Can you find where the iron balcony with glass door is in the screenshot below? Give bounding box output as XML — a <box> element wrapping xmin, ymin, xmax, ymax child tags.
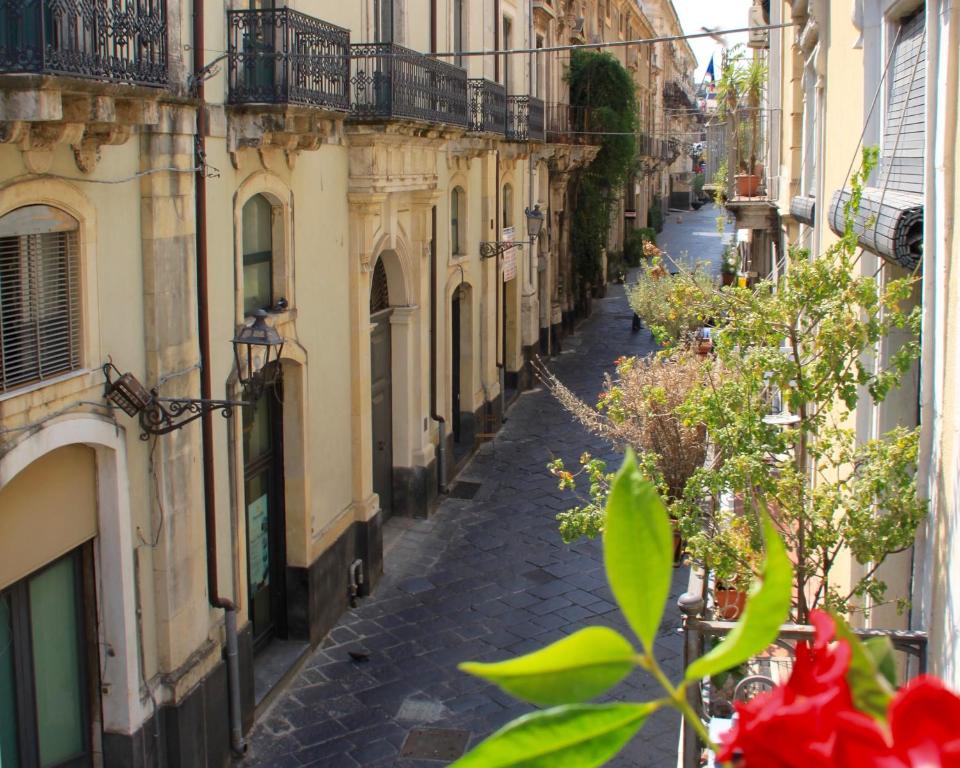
<box><xmin>0</xmin><ymin>0</ymin><xmax>167</xmax><ymax>86</ymax></box>
<box><xmin>506</xmin><ymin>95</ymin><xmax>545</xmax><ymax>142</ymax></box>
<box><xmin>226</xmin><ymin>7</ymin><xmax>350</xmax><ymax>110</ymax></box>
<box><xmin>350</xmin><ymin>43</ymin><xmax>469</xmax><ymax>127</ymax></box>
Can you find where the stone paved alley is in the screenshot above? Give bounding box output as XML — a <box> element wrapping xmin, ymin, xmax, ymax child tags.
<box><xmin>242</xmin><ymin>205</ymin><xmax>729</xmax><ymax>767</ymax></box>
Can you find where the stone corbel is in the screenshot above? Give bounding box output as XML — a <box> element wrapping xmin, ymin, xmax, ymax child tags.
<box><xmin>72</xmin><ymin>126</ymin><xmax>131</xmax><ymax>174</ymax></box>
<box><xmin>15</xmin><ymin>122</ymin><xmax>84</xmax><ymax>174</ymax></box>
<box><xmin>228</xmin><ymin>109</ymin><xmax>344</xmax><ymax>168</ymax></box>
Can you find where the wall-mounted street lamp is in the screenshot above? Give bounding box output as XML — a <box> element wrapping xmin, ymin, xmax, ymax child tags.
<box><xmin>103</xmin><ymin>310</ymin><xmax>284</xmax><ymax>439</ymax></box>
<box><xmin>480</xmin><ymin>205</ymin><xmax>546</xmax><ymax>259</ymax></box>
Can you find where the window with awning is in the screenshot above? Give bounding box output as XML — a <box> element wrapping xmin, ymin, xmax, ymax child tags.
<box><xmin>828</xmin><ymin>6</ymin><xmax>925</xmax><ymax>271</ymax></box>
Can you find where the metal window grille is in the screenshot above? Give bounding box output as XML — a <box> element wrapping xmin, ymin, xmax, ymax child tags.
<box><xmin>0</xmin><ymin>209</ymin><xmax>81</xmax><ymax>393</ymax></box>
<box><xmin>370</xmin><ymin>258</ymin><xmax>390</xmax><ymax>314</ymax></box>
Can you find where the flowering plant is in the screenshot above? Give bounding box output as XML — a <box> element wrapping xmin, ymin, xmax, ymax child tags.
<box><xmin>720</xmin><ymin>610</ymin><xmax>960</xmax><ymax>768</ymax></box>
<box><xmin>450</xmin><ymin>453</ymin><xmax>953</xmax><ymax>768</ymax></box>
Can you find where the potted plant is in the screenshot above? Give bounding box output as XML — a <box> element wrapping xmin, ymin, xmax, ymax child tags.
<box><xmin>717</xmin><ymin>46</ymin><xmax>768</xmax><ymax>198</ymax></box>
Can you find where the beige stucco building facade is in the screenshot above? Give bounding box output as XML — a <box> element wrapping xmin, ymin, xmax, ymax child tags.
<box><xmin>760</xmin><ymin>0</ymin><xmax>960</xmax><ymax>688</ymax></box>
<box><xmin>0</xmin><ymin>0</ymin><xmax>695</xmax><ymax>764</ymax></box>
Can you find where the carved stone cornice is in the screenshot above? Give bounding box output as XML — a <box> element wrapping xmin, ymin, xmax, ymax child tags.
<box><xmin>446</xmin><ymin>136</ymin><xmax>496</xmax><ymax>169</ymax></box>
<box><xmin>0</xmin><ymin>90</ymin><xmax>169</xmax><ymax>173</ymax></box>
<box><xmin>226</xmin><ymin>106</ymin><xmax>346</xmax><ymax>169</ymax></box>
<box><xmin>347</xmin><ymin>127</ymin><xmax>446</xmax><ymax>195</ymax></box>
<box><xmin>348</xmin><ymin>192</ymin><xmax>388</xmax><ymax>273</ymax></box>
<box><xmin>537</xmin><ymin>144</ymin><xmax>601</xmax><ymax>174</ymax></box>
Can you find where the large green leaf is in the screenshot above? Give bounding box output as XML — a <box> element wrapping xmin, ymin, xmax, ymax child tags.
<box><xmin>832</xmin><ymin>617</ymin><xmax>894</xmax><ymax>721</ymax></box>
<box><xmin>459</xmin><ymin>627</ymin><xmax>637</xmax><ymax>706</ymax></box>
<box><xmin>603</xmin><ymin>449</ymin><xmax>674</xmax><ymax>652</ymax></box>
<box><xmin>449</xmin><ymin>703</ymin><xmax>657</xmax><ymax>768</ymax></box>
<box><xmin>684</xmin><ymin>513</ymin><xmax>792</xmax><ymax>682</ymax></box>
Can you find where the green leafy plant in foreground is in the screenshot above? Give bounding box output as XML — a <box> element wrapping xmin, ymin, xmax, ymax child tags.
<box><xmin>450</xmin><ymin>450</ymin><xmax>793</xmax><ymax>767</ymax></box>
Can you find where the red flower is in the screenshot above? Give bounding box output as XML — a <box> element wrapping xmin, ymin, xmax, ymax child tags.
<box><xmin>833</xmin><ymin>676</ymin><xmax>960</xmax><ymax>767</ymax></box>
<box><xmin>716</xmin><ymin>611</ymin><xmax>863</xmax><ymax>768</ymax></box>
<box><xmin>716</xmin><ymin>611</ymin><xmax>960</xmax><ymax>768</ymax></box>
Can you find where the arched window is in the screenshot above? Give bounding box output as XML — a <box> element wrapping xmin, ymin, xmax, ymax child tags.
<box><xmin>0</xmin><ymin>205</ymin><xmax>81</xmax><ymax>392</ymax></box>
<box><xmin>451</xmin><ymin>186</ymin><xmax>465</xmax><ymax>256</ymax></box>
<box><xmin>502</xmin><ymin>183</ymin><xmax>514</xmax><ymax>229</ymax></box>
<box><xmin>242</xmin><ymin>194</ymin><xmax>273</xmax><ymax>316</ymax></box>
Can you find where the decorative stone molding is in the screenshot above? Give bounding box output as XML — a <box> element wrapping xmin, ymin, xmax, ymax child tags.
<box><xmin>226</xmin><ymin>106</ymin><xmax>345</xmax><ymax>169</ymax></box>
<box><xmin>446</xmin><ymin>137</ymin><xmax>496</xmax><ymax>170</ymax></box>
<box><xmin>347</xmin><ymin>127</ymin><xmax>447</xmax><ymax>195</ymax></box>
<box><xmin>0</xmin><ymin>90</ymin><xmax>167</xmax><ymax>173</ymax></box>
<box><xmin>536</xmin><ymin>144</ymin><xmax>601</xmax><ymax>174</ymax></box>
<box><xmin>348</xmin><ymin>193</ymin><xmax>388</xmax><ymax>273</ymax></box>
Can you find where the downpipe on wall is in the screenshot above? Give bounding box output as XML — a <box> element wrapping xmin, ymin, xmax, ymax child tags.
<box><xmin>193</xmin><ymin>0</ymin><xmax>246</xmax><ymax>756</ymax></box>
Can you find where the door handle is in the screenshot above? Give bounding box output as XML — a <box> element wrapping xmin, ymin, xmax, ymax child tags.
<box><xmin>377</xmin><ymin>440</ymin><xmax>386</xmax><ymax>450</ymax></box>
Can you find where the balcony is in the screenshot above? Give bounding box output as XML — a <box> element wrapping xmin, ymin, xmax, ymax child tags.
<box><xmin>468</xmin><ymin>78</ymin><xmax>506</xmax><ymax>134</ymax></box>
<box><xmin>664</xmin><ymin>79</ymin><xmax>695</xmax><ymax>110</ymax></box>
<box><xmin>543</xmin><ymin>103</ymin><xmax>602</xmax><ymax>145</ymax></box>
<box><xmin>350</xmin><ymin>43</ymin><xmax>468</xmax><ymax>127</ymax></box>
<box><xmin>226</xmin><ymin>8</ymin><xmax>350</xmax><ymax>110</ymax></box>
<box><xmin>0</xmin><ymin>0</ymin><xmax>167</xmax><ymax>86</ymax></box>
<box><xmin>506</xmin><ymin>95</ymin><xmax>544</xmax><ymax>142</ymax></box>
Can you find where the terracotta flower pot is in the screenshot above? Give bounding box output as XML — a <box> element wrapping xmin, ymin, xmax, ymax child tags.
<box><xmin>714</xmin><ymin>584</ymin><xmax>748</xmax><ymax>621</ymax></box>
<box><xmin>734</xmin><ymin>174</ymin><xmax>760</xmax><ymax>198</ymax></box>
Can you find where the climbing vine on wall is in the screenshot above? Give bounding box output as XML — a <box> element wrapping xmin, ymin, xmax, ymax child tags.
<box><xmin>567</xmin><ymin>50</ymin><xmax>639</xmax><ymax>297</ymax></box>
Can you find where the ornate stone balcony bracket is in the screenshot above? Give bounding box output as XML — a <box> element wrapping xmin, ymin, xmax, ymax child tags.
<box><xmin>0</xmin><ymin>89</ymin><xmax>162</xmax><ymax>173</ymax></box>
<box><xmin>227</xmin><ymin>107</ymin><xmax>345</xmax><ymax>170</ymax></box>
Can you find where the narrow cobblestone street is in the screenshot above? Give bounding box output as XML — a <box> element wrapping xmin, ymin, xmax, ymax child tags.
<box><xmin>242</xmin><ymin>206</ymin><xmax>728</xmax><ymax>768</ymax></box>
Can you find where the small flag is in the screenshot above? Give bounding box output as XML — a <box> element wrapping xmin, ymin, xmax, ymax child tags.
<box><xmin>705</xmin><ymin>55</ymin><xmax>716</xmax><ymax>92</ymax></box>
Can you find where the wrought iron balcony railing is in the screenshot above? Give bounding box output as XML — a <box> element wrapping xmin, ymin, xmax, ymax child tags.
<box><xmin>664</xmin><ymin>79</ymin><xmax>695</xmax><ymax>109</ymax></box>
<box><xmin>350</xmin><ymin>43</ymin><xmax>468</xmax><ymax>126</ymax></box>
<box><xmin>468</xmin><ymin>78</ymin><xmax>506</xmax><ymax>134</ymax></box>
<box><xmin>544</xmin><ymin>103</ymin><xmax>603</xmax><ymax>145</ymax></box>
<box><xmin>226</xmin><ymin>8</ymin><xmax>350</xmax><ymax>110</ymax></box>
<box><xmin>0</xmin><ymin>0</ymin><xmax>167</xmax><ymax>86</ymax></box>
<box><xmin>506</xmin><ymin>95</ymin><xmax>545</xmax><ymax>142</ymax></box>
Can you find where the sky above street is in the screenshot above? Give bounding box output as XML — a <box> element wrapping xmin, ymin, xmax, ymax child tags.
<box><xmin>670</xmin><ymin>0</ymin><xmax>753</xmax><ymax>82</ymax></box>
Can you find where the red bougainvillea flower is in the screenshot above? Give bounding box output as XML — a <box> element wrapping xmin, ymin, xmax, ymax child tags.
<box><xmin>833</xmin><ymin>676</ymin><xmax>960</xmax><ymax>767</ymax></box>
<box><xmin>716</xmin><ymin>610</ymin><xmax>864</xmax><ymax>768</ymax></box>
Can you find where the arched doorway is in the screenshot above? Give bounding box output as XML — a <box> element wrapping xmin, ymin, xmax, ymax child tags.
<box><xmin>242</xmin><ymin>363</ymin><xmax>286</xmax><ymax>651</ymax></box>
<box><xmin>370</xmin><ymin>257</ymin><xmax>394</xmax><ymax>518</ymax></box>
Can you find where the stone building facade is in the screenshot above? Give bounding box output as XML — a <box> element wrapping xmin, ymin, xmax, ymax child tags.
<box><xmin>0</xmin><ymin>0</ymin><xmax>694</xmax><ymax>764</ymax></box>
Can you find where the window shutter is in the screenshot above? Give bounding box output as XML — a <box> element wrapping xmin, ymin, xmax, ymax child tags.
<box><xmin>0</xmin><ymin>217</ymin><xmax>81</xmax><ymax>392</ymax></box>
<box><xmin>881</xmin><ymin>9</ymin><xmax>925</xmax><ymax>195</ymax></box>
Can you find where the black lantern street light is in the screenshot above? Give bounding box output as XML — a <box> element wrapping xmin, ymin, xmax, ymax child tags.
<box><xmin>232</xmin><ymin>309</ymin><xmax>285</xmax><ymax>402</ymax></box>
<box><xmin>480</xmin><ymin>204</ymin><xmax>546</xmax><ymax>259</ymax></box>
<box><xmin>104</xmin><ymin>309</ymin><xmax>284</xmax><ymax>439</ymax></box>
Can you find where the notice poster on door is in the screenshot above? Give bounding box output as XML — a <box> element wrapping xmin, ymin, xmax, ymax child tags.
<box><xmin>502</xmin><ymin>226</ymin><xmax>517</xmax><ymax>282</ymax></box>
<box><xmin>247</xmin><ymin>494</ymin><xmax>270</xmax><ymax>589</ymax></box>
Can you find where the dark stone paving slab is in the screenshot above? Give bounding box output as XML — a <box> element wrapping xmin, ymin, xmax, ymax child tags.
<box><xmin>241</xmin><ymin>211</ymin><xmax>726</xmax><ymax>767</ymax></box>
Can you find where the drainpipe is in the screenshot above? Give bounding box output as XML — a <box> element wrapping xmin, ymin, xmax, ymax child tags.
<box><xmin>193</xmin><ymin>1</ymin><xmax>246</xmax><ymax>757</ymax></box>
<box><xmin>495</xmin><ymin>151</ymin><xmax>505</xmax><ymax>414</ymax></box>
<box><xmin>429</xmin><ymin>205</ymin><xmax>447</xmax><ymax>492</ymax></box>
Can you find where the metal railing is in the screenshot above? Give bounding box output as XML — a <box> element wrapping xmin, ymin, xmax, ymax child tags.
<box><xmin>677</xmin><ymin>570</ymin><xmax>928</xmax><ymax>768</ymax></box>
<box><xmin>350</xmin><ymin>42</ymin><xmax>468</xmax><ymax>126</ymax></box>
<box><xmin>543</xmin><ymin>103</ymin><xmax>603</xmax><ymax>145</ymax></box>
<box><xmin>725</xmin><ymin>107</ymin><xmax>773</xmax><ymax>201</ymax></box>
<box><xmin>468</xmin><ymin>78</ymin><xmax>506</xmax><ymax>134</ymax></box>
<box><xmin>226</xmin><ymin>8</ymin><xmax>350</xmax><ymax>110</ymax></box>
<box><xmin>506</xmin><ymin>95</ymin><xmax>544</xmax><ymax>142</ymax></box>
<box><xmin>664</xmin><ymin>79</ymin><xmax>696</xmax><ymax>109</ymax></box>
<box><xmin>0</xmin><ymin>0</ymin><xmax>167</xmax><ymax>86</ymax></box>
